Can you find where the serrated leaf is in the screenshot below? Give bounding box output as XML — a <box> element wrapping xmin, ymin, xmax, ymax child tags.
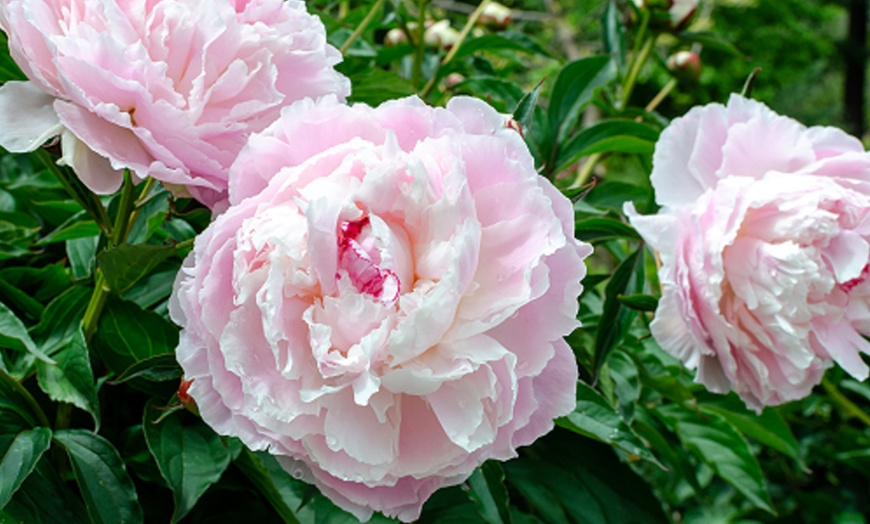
<box><xmin>557</xmin><ymin>381</ymin><xmax>662</xmax><ymax>466</ymax></box>
<box><xmin>143</xmin><ymin>403</ymin><xmax>233</xmax><ymax>522</ymax></box>
<box><xmin>91</xmin><ymin>295</ymin><xmax>178</xmax><ymax>375</ymax></box>
<box><xmin>617</xmin><ymin>293</ymin><xmax>658</xmax><ymax>312</ymax></box>
<box><xmin>655</xmin><ymin>404</ymin><xmax>775</xmax><ymax>514</ymax></box>
<box><xmin>35</xmin><ymin>329</ymin><xmax>99</xmax><ymax>431</ymax></box>
<box><xmin>0</xmin><ymin>428</ymin><xmax>52</xmax><ymax>509</ymax></box>
<box><xmin>594</xmin><ymin>248</ymin><xmax>643</xmax><ymax>372</ymax></box>
<box><xmin>467</xmin><ymin>462</ymin><xmax>511</xmax><ymax>524</ymax></box>
<box><xmin>0</xmin><ymin>301</ymin><xmax>52</xmax><ymax>363</ymax></box>
<box><xmin>575</xmin><ymin>216</ymin><xmax>642</xmax><ymax>243</ymax></box>
<box><xmin>53</xmin><ymin>430</ymin><xmax>143</xmax><ymax>524</ymax></box>
<box><xmin>548</xmin><ymin>56</ymin><xmax>615</xmax><ymax>144</ymax></box>
<box><xmin>97</xmin><ymin>243</ymin><xmax>177</xmax><ymax>293</ymax></box>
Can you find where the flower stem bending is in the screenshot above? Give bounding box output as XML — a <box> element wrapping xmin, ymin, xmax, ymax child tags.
<box><xmin>821</xmin><ymin>377</ymin><xmax>870</xmax><ymax>430</ymax></box>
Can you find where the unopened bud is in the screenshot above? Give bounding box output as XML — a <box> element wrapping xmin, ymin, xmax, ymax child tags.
<box><xmin>668</xmin><ymin>0</ymin><xmax>698</xmax><ymax>29</ymax></box>
<box><xmin>443</xmin><ymin>72</ymin><xmax>465</xmax><ymax>89</ymax></box>
<box><xmin>384</xmin><ymin>28</ymin><xmax>407</xmax><ymax>47</ymax></box>
<box><xmin>478</xmin><ymin>2</ymin><xmax>512</xmax><ymax>30</ymax></box>
<box><xmin>424</xmin><ymin>20</ymin><xmax>459</xmax><ymax>49</ymax></box>
<box><xmin>177</xmin><ymin>377</ymin><xmax>199</xmax><ymax>415</ymax></box>
<box><xmin>667</xmin><ymin>50</ymin><xmax>701</xmax><ymax>81</ymax></box>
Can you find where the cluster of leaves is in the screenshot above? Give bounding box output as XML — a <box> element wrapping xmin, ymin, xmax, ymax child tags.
<box><xmin>0</xmin><ymin>0</ymin><xmax>869</xmax><ymax>523</ymax></box>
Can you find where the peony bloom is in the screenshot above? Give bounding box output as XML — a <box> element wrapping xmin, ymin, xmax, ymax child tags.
<box><xmin>627</xmin><ymin>94</ymin><xmax>870</xmax><ymax>410</ymax></box>
<box><xmin>0</xmin><ymin>0</ymin><xmax>349</xmax><ymax>208</ymax></box>
<box><xmin>170</xmin><ymin>95</ymin><xmax>591</xmax><ymax>521</ymax></box>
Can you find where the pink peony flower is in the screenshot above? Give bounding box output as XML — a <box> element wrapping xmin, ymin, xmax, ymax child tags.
<box><xmin>627</xmin><ymin>94</ymin><xmax>870</xmax><ymax>410</ymax></box>
<box><xmin>170</xmin><ymin>95</ymin><xmax>591</xmax><ymax>521</ymax></box>
<box><xmin>0</xmin><ymin>0</ymin><xmax>349</xmax><ymax>208</ymax></box>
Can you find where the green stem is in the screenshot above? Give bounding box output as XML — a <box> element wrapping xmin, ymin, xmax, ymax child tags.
<box><xmin>822</xmin><ymin>377</ymin><xmax>870</xmax><ymax>429</ymax></box>
<box><xmin>339</xmin><ymin>0</ymin><xmax>386</xmax><ymax>55</ymax></box>
<box><xmin>411</xmin><ymin>0</ymin><xmax>429</xmax><ymax>87</ymax></box>
<box><xmin>235</xmin><ymin>449</ymin><xmax>304</xmax><ymax>524</ymax></box>
<box><xmin>34</xmin><ymin>149</ymin><xmax>112</xmax><ymax>237</ymax></box>
<box><xmin>645</xmin><ymin>78</ymin><xmax>677</xmax><ymax>113</ymax></box>
<box><xmin>571</xmin><ymin>152</ymin><xmax>602</xmax><ymax>189</ymax></box>
<box><xmin>54</xmin><ymin>403</ymin><xmax>73</xmax><ymax>431</ymax></box>
<box><xmin>621</xmin><ymin>37</ymin><xmax>655</xmax><ymax>109</ymax></box>
<box><xmin>82</xmin><ymin>171</ymin><xmax>137</xmax><ymax>342</ymax></box>
<box><xmin>420</xmin><ymin>0</ymin><xmax>491</xmax><ymax>98</ymax></box>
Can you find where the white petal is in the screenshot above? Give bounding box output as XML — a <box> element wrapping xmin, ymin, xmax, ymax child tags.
<box><xmin>0</xmin><ymin>81</ymin><xmax>62</xmax><ymax>152</ymax></box>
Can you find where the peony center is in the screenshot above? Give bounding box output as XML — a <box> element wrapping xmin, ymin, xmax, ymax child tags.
<box><xmin>337</xmin><ymin>215</ymin><xmax>401</xmax><ymax>304</ymax></box>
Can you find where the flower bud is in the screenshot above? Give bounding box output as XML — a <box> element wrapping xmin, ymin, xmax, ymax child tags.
<box><xmin>424</xmin><ymin>20</ymin><xmax>459</xmax><ymax>49</ymax></box>
<box><xmin>384</xmin><ymin>27</ymin><xmax>407</xmax><ymax>47</ymax></box>
<box><xmin>177</xmin><ymin>377</ymin><xmax>199</xmax><ymax>415</ymax></box>
<box><xmin>443</xmin><ymin>72</ymin><xmax>465</xmax><ymax>89</ymax></box>
<box><xmin>667</xmin><ymin>50</ymin><xmax>701</xmax><ymax>81</ymax></box>
<box><xmin>478</xmin><ymin>2</ymin><xmax>512</xmax><ymax>30</ymax></box>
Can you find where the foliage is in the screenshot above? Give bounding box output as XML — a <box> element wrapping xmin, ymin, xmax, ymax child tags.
<box><xmin>0</xmin><ymin>0</ymin><xmax>868</xmax><ymax>523</ymax></box>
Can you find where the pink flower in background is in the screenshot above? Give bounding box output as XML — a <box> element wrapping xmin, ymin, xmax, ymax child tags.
<box><xmin>627</xmin><ymin>94</ymin><xmax>870</xmax><ymax>410</ymax></box>
<box><xmin>0</xmin><ymin>0</ymin><xmax>349</xmax><ymax>208</ymax></box>
<box><xmin>170</xmin><ymin>95</ymin><xmax>591</xmax><ymax>521</ymax></box>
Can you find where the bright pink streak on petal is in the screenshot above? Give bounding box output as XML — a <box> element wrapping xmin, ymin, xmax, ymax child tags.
<box><xmin>337</xmin><ymin>216</ymin><xmax>400</xmax><ymax>303</ymax></box>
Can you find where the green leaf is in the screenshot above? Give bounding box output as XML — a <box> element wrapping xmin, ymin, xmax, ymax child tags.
<box><xmin>557</xmin><ymin>381</ymin><xmax>662</xmax><ymax>466</ymax></box>
<box><xmin>575</xmin><ymin>216</ymin><xmax>642</xmax><ymax>243</ymax></box>
<box><xmin>31</xmin><ymin>151</ymin><xmax>111</xmax><ymax>238</ymax></box>
<box><xmin>29</xmin><ymin>286</ymin><xmax>90</xmax><ymax>356</ymax></box>
<box><xmin>0</xmin><ymin>428</ymin><xmax>52</xmax><ymax>509</ymax></box>
<box><xmin>699</xmin><ymin>397</ymin><xmax>803</xmax><ymax>466</ymax></box>
<box><xmin>233</xmin><ymin>449</ymin><xmax>304</xmax><ymax>524</ymax></box>
<box><xmin>602</xmin><ymin>0</ymin><xmax>626</xmax><ymax>73</ymax></box>
<box><xmin>547</xmin><ymin>56</ymin><xmax>615</xmax><ymax>143</ymax></box>
<box><xmin>0</xmin><ymin>277</ymin><xmax>43</xmax><ymax>322</ymax></box>
<box><xmin>594</xmin><ymin>248</ymin><xmax>643</xmax><ymax>372</ymax></box>
<box><xmin>512</xmin><ymin>78</ymin><xmax>546</xmax><ymax>132</ymax></box>
<box><xmin>97</xmin><ymin>243</ymin><xmax>178</xmax><ymax>293</ymax></box>
<box><xmin>36</xmin><ymin>217</ymin><xmax>100</xmax><ymax>245</ymax></box>
<box><xmin>111</xmin><ymin>354</ymin><xmax>182</xmax><ymax>385</ymax></box>
<box><xmin>467</xmin><ymin>461</ymin><xmax>511</xmax><ymax>524</ymax></box>
<box><xmin>91</xmin><ymin>295</ymin><xmax>178</xmax><ymax>375</ymax></box>
<box><xmin>346</xmin><ymin>69</ymin><xmax>415</xmax><ymax>106</ymax></box>
<box><xmin>35</xmin><ymin>329</ymin><xmax>99</xmax><ymax>431</ymax></box>
<box><xmin>617</xmin><ymin>293</ymin><xmax>658</xmax><ymax>312</ymax></box>
<box><xmin>66</xmin><ymin>237</ymin><xmax>99</xmax><ymax>280</ymax></box>
<box><xmin>2</xmin><ymin>456</ymin><xmax>89</xmax><ymax>524</ymax></box>
<box><xmin>608</xmin><ymin>350</ymin><xmax>640</xmax><ymax>422</ymax></box>
<box><xmin>0</xmin><ymin>369</ymin><xmax>49</xmax><ymax>430</ymax></box>
<box><xmin>53</xmin><ymin>429</ymin><xmax>143</xmax><ymax>524</ymax></box>
<box><xmin>655</xmin><ymin>404</ymin><xmax>775</xmax><ymax>514</ymax></box>
<box><xmin>505</xmin><ymin>429</ymin><xmax>668</xmax><ymax>524</ymax></box>
<box><xmin>0</xmin><ymin>300</ymin><xmax>52</xmax><ymax>364</ymax></box>
<box><xmin>143</xmin><ymin>403</ymin><xmax>234</xmax><ymax>522</ymax></box>
<box><xmin>555</xmin><ymin>120</ymin><xmax>658</xmax><ymax>173</ymax></box>
<box><xmin>453</xmin><ymin>33</ymin><xmax>556</xmax><ymax>61</ymax></box>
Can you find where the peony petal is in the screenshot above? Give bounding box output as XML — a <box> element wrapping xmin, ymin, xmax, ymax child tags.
<box><xmin>0</xmin><ymin>81</ymin><xmax>62</xmax><ymax>152</ymax></box>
